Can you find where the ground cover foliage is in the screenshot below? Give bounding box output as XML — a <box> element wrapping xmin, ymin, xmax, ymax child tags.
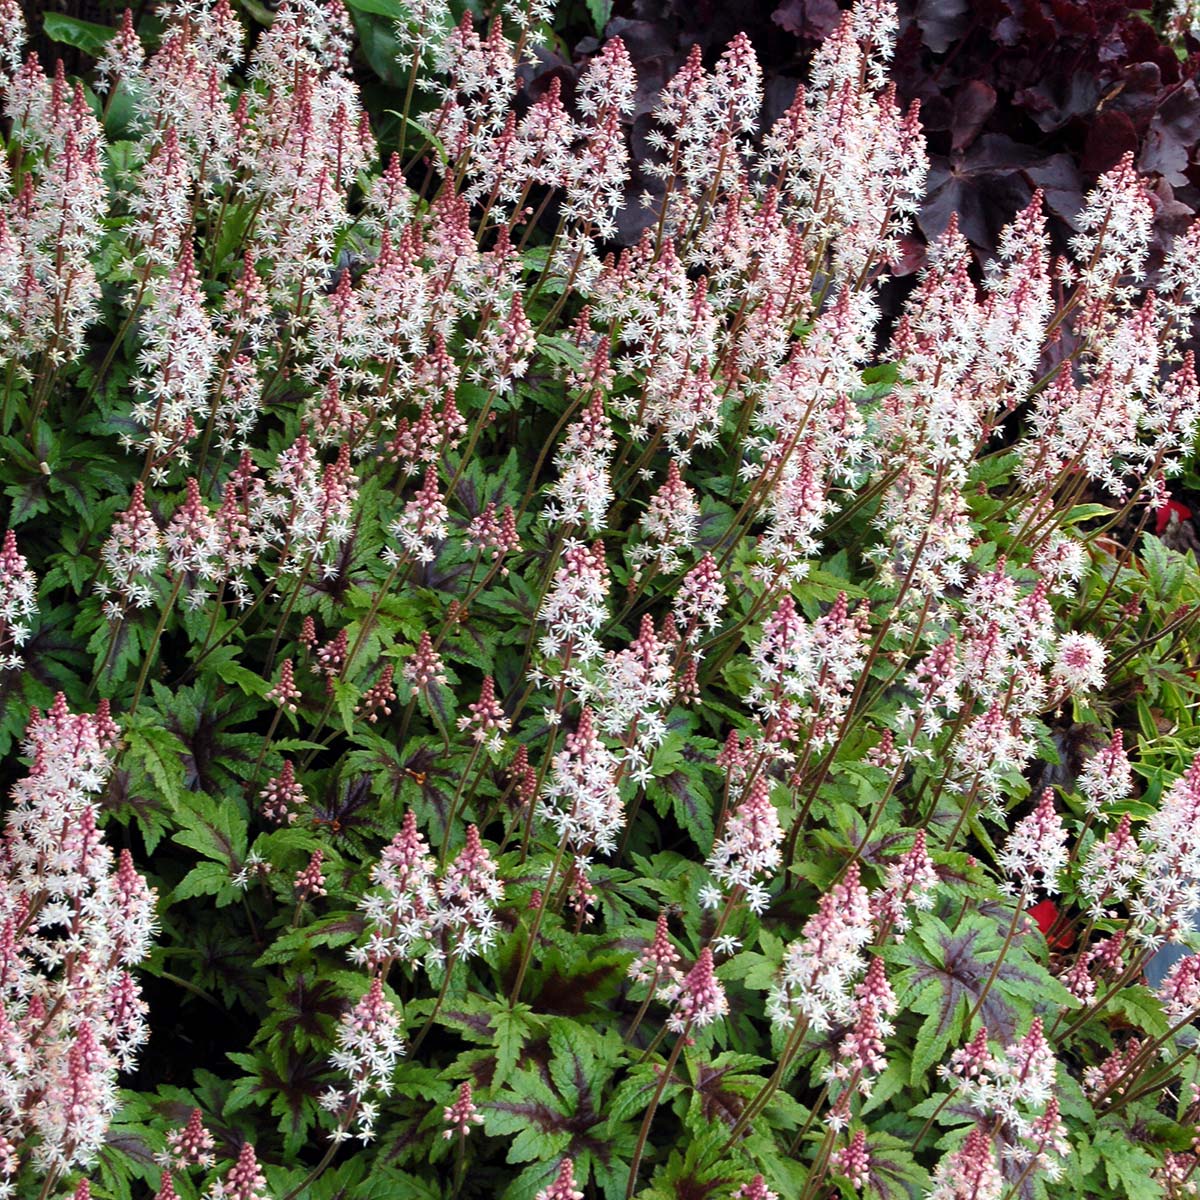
<box><xmin>8</xmin><ymin>1</ymin><xmax>1200</xmax><ymax>1199</ymax></box>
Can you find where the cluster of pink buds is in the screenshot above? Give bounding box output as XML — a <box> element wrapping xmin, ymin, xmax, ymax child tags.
<box><xmin>265</xmin><ymin>659</ymin><xmax>302</xmax><ymax>712</ymax></box>
<box><xmin>1082</xmin><ymin>1038</ymin><xmax>1143</xmax><ymax>1100</ymax></box>
<box><xmin>826</xmin><ymin>957</ymin><xmax>897</xmax><ymax>1109</ymax></box>
<box><xmin>535</xmin><ymin>1158</ymin><xmax>584</xmax><ymax>1200</ymax></box>
<box><xmin>295</xmin><ymin>851</ymin><xmax>327</xmax><ymax>901</ymax></box>
<box><xmin>158</xmin><ymin>1107</ymin><xmax>215</xmax><ymax>1171</ymax></box>
<box><xmin>833</xmin><ymin>1131</ymin><xmax>870</xmax><ymax>1192</ymax></box>
<box><xmin>871</xmin><ymin>830</ymin><xmax>939</xmax><ymax>935</ymax></box>
<box><xmin>1158</xmin><ymin>954</ymin><xmax>1200</xmax><ymax>1023</ymax></box>
<box><xmin>442</xmin><ymin>1081</ymin><xmax>484</xmax><ymax>1139</ymax></box>
<box><xmin>927</xmin><ymin>1126</ymin><xmax>1003</xmax><ymax>1200</ymax></box>
<box><xmin>465</xmin><ymin>502</ymin><xmax>520</xmax><ymax>567</ymax></box>
<box><xmin>259</xmin><ymin>760</ymin><xmax>306</xmax><ymax>825</ymax></box>
<box><xmin>628</xmin><ymin>911</ymin><xmax>683</xmax><ymax>987</ymax></box>
<box><xmin>735</xmin><ymin>1174</ymin><xmax>779</xmax><ymax>1200</ymax></box>
<box><xmin>456</xmin><ymin>675</ymin><xmax>511</xmax><ymax>753</ymax></box>
<box><xmin>403</xmin><ymin>632</ymin><xmax>447</xmax><ymax>695</ymax></box>
<box><xmin>205</xmin><ymin>1142</ymin><xmax>269</xmax><ymax>1200</ymax></box>
<box><xmin>356</xmin><ymin>666</ymin><xmax>397</xmax><ymax>723</ymax></box>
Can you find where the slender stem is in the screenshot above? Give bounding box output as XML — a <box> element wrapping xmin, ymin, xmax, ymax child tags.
<box><xmin>625</xmin><ymin>1024</ymin><xmax>691</xmax><ymax>1199</ymax></box>
<box><xmin>410</xmin><ymin>948</ymin><xmax>456</xmax><ymax>1054</ymax></box>
<box><xmin>508</xmin><ymin>828</ymin><xmax>570</xmax><ymax>1006</ymax></box>
<box><xmin>129</xmin><ymin>574</ymin><xmax>184</xmax><ymax>714</ymax></box>
<box><xmin>965</xmin><ymin>886</ymin><xmax>1028</xmax><ymax>1029</ymax></box>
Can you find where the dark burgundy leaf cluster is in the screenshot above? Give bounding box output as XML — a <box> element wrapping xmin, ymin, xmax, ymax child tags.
<box><xmin>553</xmin><ymin>0</ymin><xmax>1200</xmax><ymax>277</ymax></box>
<box><xmin>891</xmin><ymin>0</ymin><xmax>1200</xmax><ymax>266</ymax></box>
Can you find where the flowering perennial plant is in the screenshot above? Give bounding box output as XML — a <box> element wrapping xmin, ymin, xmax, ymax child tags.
<box><xmin>2</xmin><ymin>1</ymin><xmax>1200</xmax><ymax>1199</ymax></box>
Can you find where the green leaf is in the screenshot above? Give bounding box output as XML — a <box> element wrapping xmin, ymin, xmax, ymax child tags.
<box><xmin>44</xmin><ymin>11</ymin><xmax>118</xmax><ymax>54</ymax></box>
<box><xmin>332</xmin><ymin>676</ymin><xmax>359</xmax><ymax>736</ymax></box>
<box><xmin>344</xmin><ymin>0</ymin><xmax>406</xmax><ymax>13</ymax></box>
<box><xmin>171</xmin><ymin>860</ymin><xmax>233</xmax><ymax>903</ymax></box>
<box><xmin>350</xmin><ymin>8</ymin><xmax>407</xmax><ymax>85</ymax></box>
<box><xmin>585</xmin><ymin>0</ymin><xmax>613</xmax><ymax>33</ymax></box>
<box><xmin>213</xmin><ymin>660</ymin><xmax>272</xmax><ymax>698</ymax></box>
<box><xmin>1093</xmin><ymin>1124</ymin><xmax>1165</xmax><ymax>1200</ymax></box>
<box><xmin>859</xmin><ymin>1130</ymin><xmax>928</xmax><ymax>1200</ymax></box>
<box><xmin>492</xmin><ymin>1004</ymin><xmax>537</xmax><ymax>1090</ymax></box>
<box><xmin>123</xmin><ymin>723</ymin><xmax>187</xmax><ymax>806</ymax></box>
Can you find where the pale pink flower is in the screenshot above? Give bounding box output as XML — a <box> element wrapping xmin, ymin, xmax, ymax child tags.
<box><xmin>1079</xmin><ymin>813</ymin><xmax>1141</xmax><ymax>918</ymax></box>
<box><xmin>769</xmin><ymin>864</ymin><xmax>874</xmax><ymax>1031</ymax></box>
<box><xmin>98</xmin><ymin>482</ymin><xmax>163</xmax><ymax>612</ymax></box>
<box><xmin>95</xmin><ymin>9</ymin><xmax>143</xmax><ymax>94</ymax></box>
<box><xmin>633</xmin><ymin>460</ymin><xmax>699</xmax><ymax>574</ymax></box>
<box><xmin>664</xmin><ymin>947</ymin><xmax>728</xmax><ymax>1033</ymax></box>
<box><xmin>390</xmin><ymin>466</ymin><xmax>449</xmax><ymax>565</ymax></box>
<box><xmin>1051</xmin><ymin>632</ymin><xmax>1106</xmax><ymax>695</ymax></box>
<box><xmin>456</xmin><ymin>676</ymin><xmax>510</xmax><ymax>751</ymax></box>
<box><xmin>872</xmin><ymin>830</ymin><xmax>938</xmax><ymax>934</ymax></box>
<box><xmin>1135</xmin><ymin>754</ymin><xmax>1200</xmax><ymax>945</ymax></box>
<box><xmin>356</xmin><ymin>811</ymin><xmax>439</xmax><ymax>968</ymax></box>
<box><xmin>0</xmin><ymin>0</ymin><xmax>25</xmax><ymax>78</ymax></box>
<box><xmin>329</xmin><ymin>976</ymin><xmax>404</xmax><ymax>1142</ymax></box>
<box><xmin>545</xmin><ymin>395</ymin><xmax>614</xmax><ymax>532</ymax></box>
<box><xmin>0</xmin><ymin>529</ymin><xmax>37</xmax><ymax>670</ymax></box>
<box><xmin>1078</xmin><ymin>730</ymin><xmax>1132</xmax><ymax>815</ymax></box>
<box><xmin>536</xmin><ymin>540</ymin><xmax>610</xmax><ymax>666</ymax></box>
<box><xmin>672</xmin><ymin>553</ymin><xmax>726</xmax><ymax>643</ymax></box>
<box><xmin>998</xmin><ymin>789</ymin><xmax>1067</xmax><ymax>895</ymax></box>
<box><xmin>437</xmin><ymin>825</ymin><xmax>503</xmax><ymax>956</ymax></box>
<box><xmin>928</xmin><ymin>1126</ymin><xmax>1003</xmax><ymax>1200</ymax></box>
<box><xmin>1158</xmin><ymin>954</ymin><xmax>1200</xmax><ymax>1023</ymax></box>
<box><xmin>706</xmin><ymin>775</ymin><xmax>783</xmax><ymax>911</ymax></box>
<box><xmin>541</xmin><ymin>709</ymin><xmax>624</xmax><ymax>855</ymax></box>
